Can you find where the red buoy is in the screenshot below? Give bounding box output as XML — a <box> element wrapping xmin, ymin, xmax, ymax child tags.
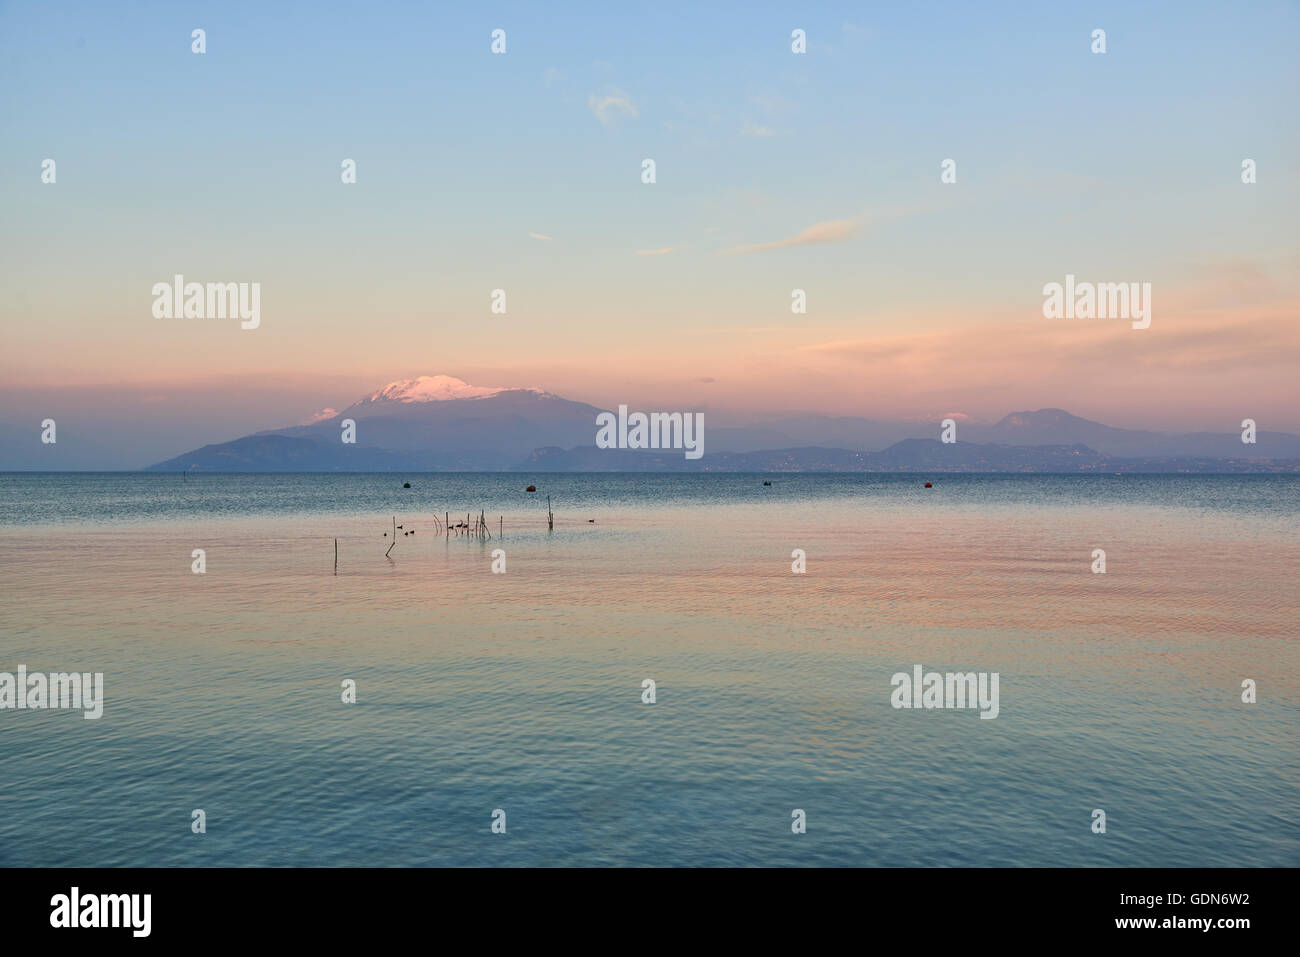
<box><xmin>526</xmin><ymin>485</ymin><xmax>537</xmax><ymax>492</ymax></box>
<box><xmin>924</xmin><ymin>482</ymin><xmax>932</xmax><ymax>488</ymax></box>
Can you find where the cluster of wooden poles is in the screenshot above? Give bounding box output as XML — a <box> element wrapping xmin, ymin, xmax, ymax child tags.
<box><xmin>379</xmin><ymin>512</ymin><xmax>497</xmax><ymax>558</ymax></box>
<box><xmin>334</xmin><ymin>503</ymin><xmax>552</xmax><ymax>574</ymax></box>
<box><xmin>429</xmin><ymin>511</ymin><xmax>500</xmax><ymax>539</ymax></box>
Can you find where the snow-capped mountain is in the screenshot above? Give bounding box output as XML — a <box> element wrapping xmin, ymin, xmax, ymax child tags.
<box><xmin>354</xmin><ymin>375</ymin><xmax>551</xmax><ymax>406</ymax></box>
<box><xmin>298</xmin><ymin>376</ymin><xmax>516</xmax><ymax>424</ymax></box>
<box><xmin>329</xmin><ymin>375</ymin><xmax>560</xmax><ymax>425</ymax></box>
<box><xmin>151</xmin><ymin>374</ymin><xmax>605</xmax><ymax>470</ymax></box>
<box><xmin>143</xmin><ymin>379</ymin><xmax>1300</xmax><ymax>472</ymax></box>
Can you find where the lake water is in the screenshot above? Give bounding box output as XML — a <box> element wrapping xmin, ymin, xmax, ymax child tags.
<box><xmin>0</xmin><ymin>473</ymin><xmax>1296</xmax><ymax>866</ymax></box>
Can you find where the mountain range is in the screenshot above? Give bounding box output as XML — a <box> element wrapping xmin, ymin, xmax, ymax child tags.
<box><xmin>144</xmin><ymin>375</ymin><xmax>1300</xmax><ymax>473</ymax></box>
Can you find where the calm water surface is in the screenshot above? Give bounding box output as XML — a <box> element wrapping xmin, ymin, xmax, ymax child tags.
<box><xmin>0</xmin><ymin>473</ymin><xmax>1296</xmax><ymax>866</ymax></box>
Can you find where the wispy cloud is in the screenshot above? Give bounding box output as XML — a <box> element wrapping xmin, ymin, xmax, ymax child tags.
<box><xmin>636</xmin><ymin>247</ymin><xmax>674</xmax><ymax>256</ymax></box>
<box><xmin>587</xmin><ymin>89</ymin><xmax>638</xmax><ymax>126</ymax></box>
<box><xmin>529</xmin><ymin>232</ymin><xmax>554</xmax><ymax>241</ymax></box>
<box><xmin>721</xmin><ymin>219</ymin><xmax>861</xmax><ymax>255</ymax></box>
<box><xmin>741</xmin><ymin>119</ymin><xmax>776</xmax><ymax>137</ymax></box>
<box><xmin>799</xmin><ymin>300</ymin><xmax>1300</xmax><ymax>379</ymax></box>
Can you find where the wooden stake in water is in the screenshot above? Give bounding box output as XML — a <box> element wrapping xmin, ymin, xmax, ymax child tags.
<box><xmin>334</xmin><ymin>537</ymin><xmax>338</xmax><ymax>575</ymax></box>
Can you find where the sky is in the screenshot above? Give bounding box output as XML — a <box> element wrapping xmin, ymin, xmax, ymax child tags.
<box><xmin>1</xmin><ymin>1</ymin><xmax>1298</xmax><ymax>467</ymax></box>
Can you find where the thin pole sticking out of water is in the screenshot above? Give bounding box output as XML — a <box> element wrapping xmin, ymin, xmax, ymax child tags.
<box><xmin>334</xmin><ymin>537</ymin><xmax>337</xmax><ymax>575</ymax></box>
<box><xmin>547</xmin><ymin>495</ymin><xmax>554</xmax><ymax>531</ymax></box>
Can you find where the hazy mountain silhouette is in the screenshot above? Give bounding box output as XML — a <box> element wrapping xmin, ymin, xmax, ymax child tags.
<box><xmin>144</xmin><ymin>378</ymin><xmax>1300</xmax><ymax>472</ymax></box>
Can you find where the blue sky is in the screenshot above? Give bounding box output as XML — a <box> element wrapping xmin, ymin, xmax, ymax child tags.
<box><xmin>2</xmin><ymin>1</ymin><xmax>1298</xmax><ymax>466</ymax></box>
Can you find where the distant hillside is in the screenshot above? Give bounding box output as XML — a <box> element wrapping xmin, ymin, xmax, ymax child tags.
<box><xmin>149</xmin><ymin>376</ymin><xmax>607</xmax><ymax>471</ymax></box>
<box><xmin>143</xmin><ymin>375</ymin><xmax>1300</xmax><ymax>473</ymax></box>
<box><xmin>963</xmin><ymin>408</ymin><xmax>1300</xmax><ymax>458</ymax></box>
<box><xmin>522</xmin><ymin>440</ymin><xmax>1299</xmax><ymax>473</ymax></box>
